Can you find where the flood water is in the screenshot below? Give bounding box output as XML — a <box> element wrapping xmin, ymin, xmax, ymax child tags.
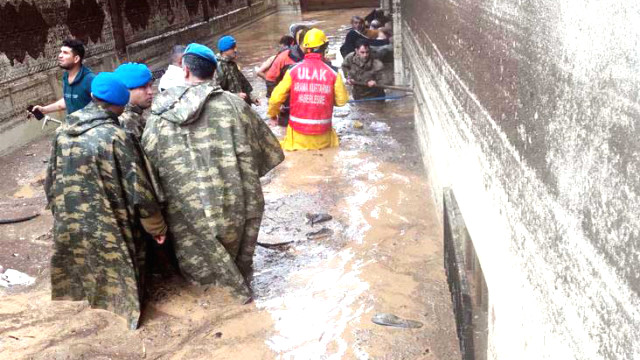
<box><xmin>0</xmin><ymin>9</ymin><xmax>460</xmax><ymax>360</ymax></box>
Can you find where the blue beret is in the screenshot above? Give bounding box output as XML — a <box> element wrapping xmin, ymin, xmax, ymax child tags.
<box><xmin>114</xmin><ymin>62</ymin><xmax>152</xmax><ymax>89</ymax></box>
<box><xmin>91</xmin><ymin>72</ymin><xmax>130</xmax><ymax>106</ymax></box>
<box><xmin>217</xmin><ymin>35</ymin><xmax>237</xmax><ymax>52</ymax></box>
<box><xmin>184</xmin><ymin>43</ymin><xmax>217</xmax><ymax>65</ymax></box>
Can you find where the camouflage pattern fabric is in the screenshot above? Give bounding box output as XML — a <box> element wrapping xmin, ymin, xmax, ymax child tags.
<box><xmin>341</xmin><ymin>52</ymin><xmax>386</xmax><ymax>100</ymax></box>
<box><xmin>141</xmin><ymin>82</ymin><xmax>284</xmax><ymax>297</ymax></box>
<box><xmin>119</xmin><ymin>105</ymin><xmax>166</xmax><ymax>204</ymax></box>
<box><xmin>215</xmin><ymin>54</ymin><xmax>254</xmax><ymax>104</ymax></box>
<box><xmin>44</xmin><ymin>101</ymin><xmax>163</xmax><ymax>330</ymax></box>
<box><xmin>119</xmin><ymin>104</ymin><xmax>146</xmax><ymax>141</ymax></box>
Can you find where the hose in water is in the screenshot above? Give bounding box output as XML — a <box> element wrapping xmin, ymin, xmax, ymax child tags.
<box><xmin>348</xmin><ymin>94</ymin><xmax>410</xmax><ymax>103</ymax></box>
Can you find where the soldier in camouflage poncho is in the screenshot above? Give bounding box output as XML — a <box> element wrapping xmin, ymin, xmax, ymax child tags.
<box><xmin>115</xmin><ymin>63</ymin><xmax>155</xmax><ymax>142</ymax></box>
<box><xmin>44</xmin><ymin>73</ymin><xmax>167</xmax><ymax>330</ymax></box>
<box><xmin>142</xmin><ymin>44</ymin><xmax>284</xmax><ymax>298</ymax></box>
<box><xmin>119</xmin><ymin>103</ymin><xmax>146</xmax><ymax>140</ymax></box>
<box><xmin>215</xmin><ymin>35</ymin><xmax>256</xmax><ymax>105</ymax></box>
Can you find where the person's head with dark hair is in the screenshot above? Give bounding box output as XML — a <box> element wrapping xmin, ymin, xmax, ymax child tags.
<box><xmin>182</xmin><ymin>43</ymin><xmax>218</xmax><ymax>83</ymax></box>
<box><xmin>351</xmin><ymin>16</ymin><xmax>365</xmax><ymax>32</ymax></box>
<box><xmin>355</xmin><ymin>39</ymin><xmax>371</xmax><ymax>60</ymax></box>
<box><xmin>293</xmin><ymin>26</ymin><xmax>310</xmax><ymax>46</ymax></box>
<box><xmin>58</xmin><ymin>38</ymin><xmax>85</xmax><ymax>70</ymax></box>
<box><xmin>279</xmin><ymin>35</ymin><xmax>295</xmax><ymax>49</ymax></box>
<box><xmin>289</xmin><ymin>24</ymin><xmax>309</xmax><ymax>42</ymax></box>
<box><xmin>170</xmin><ymin>45</ymin><xmax>186</xmax><ymax>66</ymax></box>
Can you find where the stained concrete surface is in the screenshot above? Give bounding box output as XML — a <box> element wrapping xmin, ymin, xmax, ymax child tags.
<box><xmin>400</xmin><ymin>0</ymin><xmax>640</xmax><ymax>359</ymax></box>
<box><xmin>0</xmin><ymin>9</ymin><xmax>459</xmax><ymax>360</ymax></box>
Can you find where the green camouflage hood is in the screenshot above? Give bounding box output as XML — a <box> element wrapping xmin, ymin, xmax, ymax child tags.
<box><xmin>63</xmin><ymin>101</ymin><xmax>119</xmax><ymax>136</ymax></box>
<box><xmin>151</xmin><ymin>82</ymin><xmax>224</xmax><ymax>126</ymax></box>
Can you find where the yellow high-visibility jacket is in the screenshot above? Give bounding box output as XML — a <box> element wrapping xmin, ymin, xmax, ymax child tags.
<box><xmin>267</xmin><ymin>64</ymin><xmax>349</xmax><ymax>119</ymax></box>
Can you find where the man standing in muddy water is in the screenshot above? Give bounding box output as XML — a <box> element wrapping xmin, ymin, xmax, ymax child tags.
<box><xmin>342</xmin><ymin>40</ymin><xmax>386</xmax><ymax>100</ymax></box>
<box><xmin>141</xmin><ymin>44</ymin><xmax>284</xmax><ymax>297</ymax></box>
<box><xmin>45</xmin><ymin>73</ymin><xmax>167</xmax><ymax>329</ymax></box>
<box><xmin>215</xmin><ymin>35</ymin><xmax>259</xmax><ymax>106</ymax></box>
<box><xmin>268</xmin><ymin>28</ymin><xmax>349</xmax><ymax>151</ymax></box>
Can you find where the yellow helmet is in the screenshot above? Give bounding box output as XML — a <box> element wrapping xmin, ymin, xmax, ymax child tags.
<box><xmin>303</xmin><ymin>28</ymin><xmax>328</xmax><ymax>49</ymax></box>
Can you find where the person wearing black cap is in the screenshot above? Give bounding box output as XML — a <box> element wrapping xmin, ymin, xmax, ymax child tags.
<box><xmin>142</xmin><ymin>43</ymin><xmax>284</xmax><ymax>297</ymax></box>
<box><xmin>45</xmin><ymin>72</ymin><xmax>167</xmax><ymax>330</ymax></box>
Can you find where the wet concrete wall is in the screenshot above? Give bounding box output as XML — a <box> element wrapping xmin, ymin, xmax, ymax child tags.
<box><xmin>300</xmin><ymin>0</ymin><xmax>377</xmax><ymax>12</ymax></box>
<box><xmin>0</xmin><ymin>0</ymin><xmax>277</xmax><ymax>153</ymax></box>
<box><xmin>397</xmin><ymin>0</ymin><xmax>640</xmax><ymax>359</ymax></box>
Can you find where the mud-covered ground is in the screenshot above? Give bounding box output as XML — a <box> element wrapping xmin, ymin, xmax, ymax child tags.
<box><xmin>0</xmin><ymin>9</ymin><xmax>460</xmax><ymax>360</ymax></box>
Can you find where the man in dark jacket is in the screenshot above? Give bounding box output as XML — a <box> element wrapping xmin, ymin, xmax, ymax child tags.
<box><xmin>340</xmin><ymin>16</ymin><xmax>389</xmax><ymax>58</ymax></box>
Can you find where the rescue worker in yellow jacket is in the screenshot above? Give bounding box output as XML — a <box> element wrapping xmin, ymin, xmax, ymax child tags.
<box><xmin>268</xmin><ymin>28</ymin><xmax>349</xmax><ymax>151</ymax></box>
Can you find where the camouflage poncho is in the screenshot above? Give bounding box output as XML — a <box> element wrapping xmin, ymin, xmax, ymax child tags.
<box><xmin>44</xmin><ymin>101</ymin><xmax>162</xmax><ymax>329</ymax></box>
<box><xmin>119</xmin><ymin>104</ymin><xmax>146</xmax><ymax>141</ymax></box>
<box><xmin>215</xmin><ymin>54</ymin><xmax>254</xmax><ymax>104</ymax></box>
<box><xmin>141</xmin><ymin>82</ymin><xmax>284</xmax><ymax>297</ymax></box>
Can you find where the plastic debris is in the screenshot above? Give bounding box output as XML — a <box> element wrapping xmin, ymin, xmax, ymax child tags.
<box><xmin>0</xmin><ymin>268</ymin><xmax>35</xmax><ymax>287</ymax></box>
<box><xmin>372</xmin><ymin>313</ymin><xmax>423</xmax><ymax>328</ymax></box>
<box><xmin>369</xmin><ymin>121</ymin><xmax>390</xmax><ymax>132</ymax></box>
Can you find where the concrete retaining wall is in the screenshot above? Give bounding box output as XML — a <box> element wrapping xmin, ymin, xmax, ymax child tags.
<box><xmin>0</xmin><ymin>0</ymin><xmax>278</xmax><ymax>154</ymax></box>
<box><xmin>398</xmin><ymin>0</ymin><xmax>640</xmax><ymax>359</ymax></box>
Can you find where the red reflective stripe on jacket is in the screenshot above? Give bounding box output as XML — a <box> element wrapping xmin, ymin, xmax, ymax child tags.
<box><xmin>289</xmin><ymin>53</ymin><xmax>337</xmax><ymax>135</ymax></box>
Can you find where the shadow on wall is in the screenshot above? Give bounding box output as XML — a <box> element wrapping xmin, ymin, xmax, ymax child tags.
<box><xmin>444</xmin><ymin>188</ymin><xmax>489</xmax><ymax>360</ymax></box>
<box><xmin>0</xmin><ymin>2</ymin><xmax>49</xmax><ymax>65</ymax></box>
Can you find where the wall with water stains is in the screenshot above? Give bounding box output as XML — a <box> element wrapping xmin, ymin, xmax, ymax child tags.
<box><xmin>397</xmin><ymin>0</ymin><xmax>640</xmax><ymax>358</ymax></box>
<box><xmin>0</xmin><ymin>0</ymin><xmax>277</xmax><ymax>152</ymax></box>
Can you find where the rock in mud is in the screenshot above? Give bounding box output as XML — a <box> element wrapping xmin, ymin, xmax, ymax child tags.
<box><xmin>371</xmin><ymin>313</ymin><xmax>424</xmax><ymax>329</ymax></box>
<box><xmin>305</xmin><ymin>213</ymin><xmax>333</xmax><ymax>226</ymax></box>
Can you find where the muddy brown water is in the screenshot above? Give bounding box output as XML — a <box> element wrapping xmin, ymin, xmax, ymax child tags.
<box><xmin>0</xmin><ymin>9</ymin><xmax>460</xmax><ymax>360</ymax></box>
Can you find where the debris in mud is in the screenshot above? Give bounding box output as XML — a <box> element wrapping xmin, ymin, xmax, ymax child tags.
<box><xmin>371</xmin><ymin>313</ymin><xmax>424</xmax><ymax>329</ymax></box>
<box><xmin>305</xmin><ymin>213</ymin><xmax>333</xmax><ymax>226</ymax></box>
<box><xmin>257</xmin><ymin>240</ymin><xmax>293</xmax><ymax>248</ymax></box>
<box><xmin>0</xmin><ymin>268</ymin><xmax>36</xmax><ymax>287</ymax></box>
<box><xmin>335</xmin><ymin>111</ymin><xmax>350</xmax><ymax>118</ymax></box>
<box><xmin>369</xmin><ymin>122</ymin><xmax>390</xmax><ymax>132</ymax></box>
<box><xmin>0</xmin><ymin>213</ymin><xmax>40</xmax><ymax>225</ymax></box>
<box><xmin>353</xmin><ymin>120</ymin><xmax>364</xmax><ymax>129</ymax></box>
<box><xmin>306</xmin><ymin>227</ymin><xmax>333</xmax><ymax>240</ymax></box>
